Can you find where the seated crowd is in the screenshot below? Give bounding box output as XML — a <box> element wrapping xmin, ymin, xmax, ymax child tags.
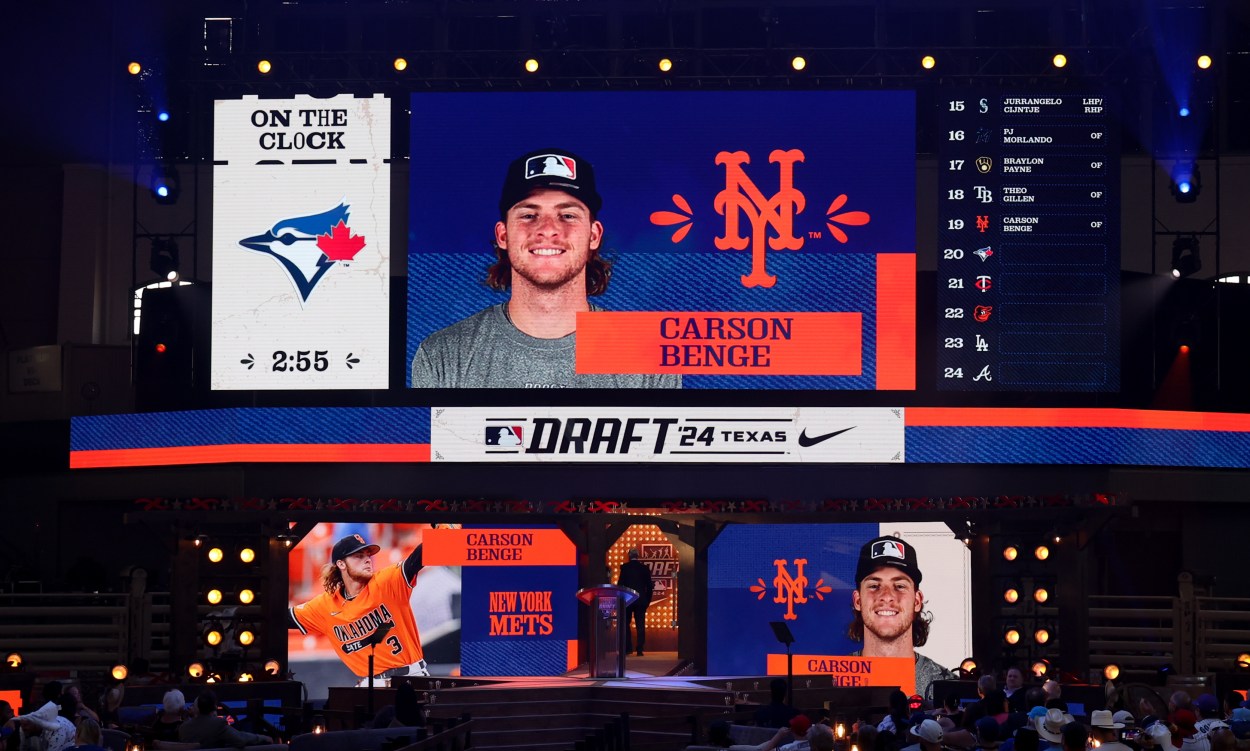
<box><xmin>704</xmin><ymin>673</ymin><xmax>1250</xmax><ymax>751</ymax></box>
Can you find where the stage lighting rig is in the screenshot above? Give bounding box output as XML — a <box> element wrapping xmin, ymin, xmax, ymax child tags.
<box><xmin>1170</xmin><ymin>161</ymin><xmax>1201</xmax><ymax>203</ymax></box>
<box><xmin>1171</xmin><ymin>236</ymin><xmax>1201</xmax><ymax>278</ymax></box>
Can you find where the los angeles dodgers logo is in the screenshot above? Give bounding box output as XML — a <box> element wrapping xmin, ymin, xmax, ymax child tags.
<box><xmin>239</xmin><ymin>202</ymin><xmax>366</xmax><ymax>303</ymax></box>
<box><xmin>650</xmin><ymin>149</ymin><xmax>871</xmax><ymax>289</ymax></box>
<box><xmin>750</xmin><ymin>558</ymin><xmax>834</xmax><ymax>621</ymax></box>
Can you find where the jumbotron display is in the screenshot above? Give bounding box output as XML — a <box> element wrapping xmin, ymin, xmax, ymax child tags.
<box><xmin>406</xmin><ymin>90</ymin><xmax>916</xmax><ymax>390</ymax></box>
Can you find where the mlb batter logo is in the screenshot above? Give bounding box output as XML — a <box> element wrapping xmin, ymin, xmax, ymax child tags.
<box><xmin>525</xmin><ymin>154</ymin><xmax>576</xmax><ymax>180</ymax></box>
<box><xmin>871</xmin><ymin>539</ymin><xmax>906</xmax><ymax>561</ymax></box>
<box><xmin>485</xmin><ymin>426</ymin><xmax>524</xmax><ymax>448</ymax></box>
<box><xmin>239</xmin><ymin>202</ymin><xmax>366</xmax><ymax>304</ymax></box>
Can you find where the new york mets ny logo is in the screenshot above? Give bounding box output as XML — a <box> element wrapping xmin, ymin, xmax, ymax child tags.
<box><xmin>650</xmin><ymin>149</ymin><xmax>871</xmax><ymax>289</ymax></box>
<box><xmin>715</xmin><ymin>150</ymin><xmax>805</xmax><ymax>289</ymax></box>
<box><xmin>750</xmin><ymin>558</ymin><xmax>833</xmax><ymax>621</ymax></box>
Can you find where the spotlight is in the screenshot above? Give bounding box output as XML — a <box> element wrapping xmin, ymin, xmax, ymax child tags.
<box><xmin>1034</xmin><ymin>587</ymin><xmax>1050</xmax><ymax>604</ymax></box>
<box><xmin>1179</xmin><ymin>106</ymin><xmax>1191</xmax><ymax>118</ymax></box>
<box><xmin>959</xmin><ymin>658</ymin><xmax>979</xmax><ymax>678</ymax></box>
<box><xmin>238</xmin><ymin>628</ymin><xmax>256</xmax><ymax>647</ymax></box>
<box><xmin>239</xmin><ymin>589</ymin><xmax>255</xmax><ymax>605</ymax></box>
<box><xmin>111</xmin><ymin>663</ymin><xmax>129</xmax><ymax>681</ymax></box>
<box><xmin>239</xmin><ymin>671</ymin><xmax>255</xmax><ymax>682</ymax></box>
<box><xmin>263</xmin><ymin>659</ymin><xmax>282</xmax><ymax>677</ymax></box>
<box><xmin>206</xmin><ymin>673</ymin><xmax>223</xmax><ymax>684</ymax></box>
<box><xmin>791</xmin><ymin>56</ymin><xmax>807</xmax><ymax>71</ymax></box>
<box><xmin>1034</xmin><ymin>627</ymin><xmax>1051</xmax><ymax>644</ymax></box>
<box><xmin>188</xmin><ymin>661</ymin><xmax>205</xmax><ymax>679</ymax></box>
<box><xmin>393</xmin><ymin>57</ymin><xmax>407</xmax><ymax>72</ymax></box>
<box><xmin>157</xmin><ymin>110</ymin><xmax>170</xmax><ymax>123</ymax></box>
<box><xmin>5</xmin><ymin>652</ymin><xmax>23</xmax><ymax>669</ymax></box>
<box><xmin>658</xmin><ymin>58</ymin><xmax>673</xmax><ymax>73</ymax></box>
<box><xmin>1004</xmin><ymin>587</ymin><xmax>1020</xmax><ymax>604</ymax></box>
<box><xmin>149</xmin><ymin>165</ymin><xmax>180</xmax><ymax>205</ymax></box>
<box><xmin>1004</xmin><ymin>627</ymin><xmax>1022</xmax><ymax>646</ymax></box>
<box><xmin>193</xmin><ymin>535</ymin><xmax>209</xmax><ymax>548</ymax></box>
<box><xmin>312</xmin><ymin>715</ymin><xmax>327</xmax><ymax>734</ymax></box>
<box><xmin>1170</xmin><ymin>162</ymin><xmax>1201</xmax><ymax>203</ymax></box>
<box><xmin>128</xmin><ymin>62</ymin><xmax>142</xmax><ymax>75</ymax></box>
<box><xmin>1171</xmin><ymin>236</ymin><xmax>1201</xmax><ymax>278</ymax></box>
<box><xmin>1031</xmin><ymin>658</ymin><xmax>1052</xmax><ymax>678</ymax></box>
<box><xmin>1052</xmin><ymin>54</ymin><xmax>1067</xmax><ymax>69</ymax></box>
<box><xmin>208</xmin><ymin>547</ymin><xmax>224</xmax><ymax>563</ymax></box>
<box><xmin>206</xmin><ymin>588</ymin><xmax>223</xmax><ymax>605</ymax></box>
<box><xmin>1003</xmin><ymin>545</ymin><xmax>1019</xmax><ymax>562</ymax></box>
<box><xmin>205</xmin><ymin>627</ymin><xmax>224</xmax><ymax>647</ymax></box>
<box><xmin>1197</xmin><ymin>54</ymin><xmax>1212</xmax><ymax>70</ymax></box>
<box><xmin>524</xmin><ymin>58</ymin><xmax>539</xmax><ymax>73</ymax></box>
<box><xmin>240</xmin><ymin>547</ymin><xmax>256</xmax><ymax>564</ymax></box>
<box><xmin>921</xmin><ymin>55</ymin><xmax>936</xmax><ymax>70</ymax></box>
<box><xmin>257</xmin><ymin>60</ymin><xmax>272</xmax><ymax>74</ymax></box>
<box><xmin>1034</xmin><ymin>545</ymin><xmax>1050</xmax><ymax>561</ymax></box>
<box><xmin>276</xmin><ymin>533</ymin><xmax>298</xmax><ymax>548</ymax></box>
<box><xmin>1104</xmin><ymin>664</ymin><xmax>1121</xmax><ymax>680</ymax></box>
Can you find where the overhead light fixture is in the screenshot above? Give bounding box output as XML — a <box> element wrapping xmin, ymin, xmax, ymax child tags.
<box><xmin>1034</xmin><ymin>627</ymin><xmax>1051</xmax><ymax>644</ymax></box>
<box><xmin>206</xmin><ymin>588</ymin><xmax>223</xmax><ymax>605</ymax></box>
<box><xmin>524</xmin><ymin>58</ymin><xmax>539</xmax><ymax>74</ymax></box>
<box><xmin>208</xmin><ymin>547</ymin><xmax>224</xmax><ymax>564</ymax></box>
<box><xmin>1003</xmin><ymin>586</ymin><xmax>1021</xmax><ymax>604</ymax></box>
<box><xmin>1034</xmin><ymin>586</ymin><xmax>1050</xmax><ymax>604</ymax></box>
<box><xmin>239</xmin><ymin>547</ymin><xmax>256</xmax><ymax>564</ymax></box>
<box><xmin>1002</xmin><ymin>545</ymin><xmax>1019</xmax><ymax>562</ymax></box>
<box><xmin>1197</xmin><ymin>54</ymin><xmax>1212</xmax><ymax>70</ymax></box>
<box><xmin>790</xmin><ymin>56</ymin><xmax>807</xmax><ymax>71</ymax></box>
<box><xmin>1170</xmin><ymin>161</ymin><xmax>1201</xmax><ymax>203</ymax></box>
<box><xmin>128</xmin><ymin>61</ymin><xmax>142</xmax><ymax>75</ymax></box>
<box><xmin>149</xmin><ymin>165</ymin><xmax>180</xmax><ymax>205</ymax></box>
<box><xmin>1031</xmin><ymin>658</ymin><xmax>1052</xmax><ymax>678</ymax></box>
<box><xmin>1034</xmin><ymin>544</ymin><xmax>1050</xmax><ymax>561</ymax></box>
<box><xmin>257</xmin><ymin>59</ymin><xmax>272</xmax><ymax>75</ymax></box>
<box><xmin>921</xmin><ymin>55</ymin><xmax>936</xmax><ymax>70</ymax></box>
<box><xmin>1104</xmin><ymin>664</ymin><xmax>1121</xmax><ymax>680</ymax></box>
<box><xmin>658</xmin><ymin>57</ymin><xmax>673</xmax><ymax>73</ymax></box>
<box><xmin>263</xmin><ymin>658</ymin><xmax>282</xmax><ymax>677</ymax></box>
<box><xmin>5</xmin><ymin>652</ymin><xmax>23</xmax><ymax>669</ymax></box>
<box><xmin>393</xmin><ymin>57</ymin><xmax>407</xmax><ymax>72</ymax></box>
<box><xmin>1004</xmin><ymin>627</ymin><xmax>1022</xmax><ymax>646</ymax></box>
<box><xmin>111</xmin><ymin>663</ymin><xmax>129</xmax><ymax>681</ymax></box>
<box><xmin>188</xmin><ymin>661</ymin><xmax>206</xmax><ymax>679</ymax></box>
<box><xmin>1172</xmin><ymin>236</ymin><xmax>1201</xmax><ymax>278</ymax></box>
<box><xmin>239</xmin><ymin>589</ymin><xmax>256</xmax><ymax>605</ymax></box>
<box><xmin>1052</xmin><ymin>53</ymin><xmax>1068</xmax><ymax>69</ymax></box>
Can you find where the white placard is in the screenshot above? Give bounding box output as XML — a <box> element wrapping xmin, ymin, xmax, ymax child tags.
<box><xmin>430</xmin><ymin>407</ymin><xmax>905</xmax><ymax>463</ymax></box>
<box><xmin>211</xmin><ymin>94</ymin><xmax>390</xmax><ymax>389</ymax></box>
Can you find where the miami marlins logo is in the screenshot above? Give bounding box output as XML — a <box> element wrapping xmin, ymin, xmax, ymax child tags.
<box><xmin>749</xmin><ymin>558</ymin><xmax>833</xmax><ymax>621</ymax></box>
<box><xmin>239</xmin><ymin>202</ymin><xmax>366</xmax><ymax>303</ymax></box>
<box><xmin>650</xmin><ymin>149</ymin><xmax>870</xmax><ymax>288</ymax></box>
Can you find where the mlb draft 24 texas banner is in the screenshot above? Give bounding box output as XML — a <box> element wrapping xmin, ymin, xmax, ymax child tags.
<box><xmin>407</xmin><ymin>91</ymin><xmax>915</xmax><ymax>390</ymax></box>
<box><xmin>212</xmin><ymin>94</ymin><xmax>390</xmax><ymax>390</ymax></box>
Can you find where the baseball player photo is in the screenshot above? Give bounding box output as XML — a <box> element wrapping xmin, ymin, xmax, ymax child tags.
<box><xmin>409</xmin><ymin>147</ymin><xmax>682</xmax><ymax>389</ymax></box>
<box><xmin>288</xmin><ymin>532</ymin><xmax>432</xmax><ymax>686</ymax></box>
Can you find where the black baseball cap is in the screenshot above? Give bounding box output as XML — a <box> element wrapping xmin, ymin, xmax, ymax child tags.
<box><xmin>331</xmin><ymin>534</ymin><xmax>380</xmax><ymax>563</ymax></box>
<box><xmin>498</xmin><ymin>148</ymin><xmax>602</xmax><ymax>218</ymax></box>
<box><xmin>854</xmin><ymin>535</ymin><xmax>923</xmax><ymax>588</ymax></box>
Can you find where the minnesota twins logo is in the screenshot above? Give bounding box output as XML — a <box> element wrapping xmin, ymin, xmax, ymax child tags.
<box><xmin>650</xmin><ymin>149</ymin><xmax>870</xmax><ymax>289</ymax></box>
<box><xmin>749</xmin><ymin>558</ymin><xmax>833</xmax><ymax>621</ymax></box>
<box><xmin>239</xmin><ymin>202</ymin><xmax>366</xmax><ymax>303</ymax></box>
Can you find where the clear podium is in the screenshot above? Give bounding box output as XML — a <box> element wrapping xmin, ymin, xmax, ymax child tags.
<box><xmin>576</xmin><ymin>583</ymin><xmax>639</xmax><ymax>678</ymax></box>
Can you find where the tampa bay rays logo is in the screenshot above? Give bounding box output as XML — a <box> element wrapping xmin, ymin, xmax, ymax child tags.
<box><xmin>239</xmin><ymin>202</ymin><xmax>366</xmax><ymax>303</ymax></box>
<box><xmin>749</xmin><ymin>558</ymin><xmax>833</xmax><ymax>621</ymax></box>
<box><xmin>650</xmin><ymin>149</ymin><xmax>871</xmax><ymax>289</ymax></box>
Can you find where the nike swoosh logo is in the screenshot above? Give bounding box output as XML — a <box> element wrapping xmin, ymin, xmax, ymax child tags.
<box><xmin>797</xmin><ymin>426</ymin><xmax>856</xmax><ymax>447</ymax></box>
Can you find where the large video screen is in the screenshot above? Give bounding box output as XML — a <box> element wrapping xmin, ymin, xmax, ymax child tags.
<box><xmin>707</xmin><ymin>522</ymin><xmax>970</xmax><ymax>699</ymax></box>
<box><xmin>406</xmin><ymin>90</ymin><xmax>916</xmax><ymax>390</ymax></box>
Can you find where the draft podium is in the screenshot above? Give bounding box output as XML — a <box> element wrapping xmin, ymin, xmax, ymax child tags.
<box><xmin>576</xmin><ymin>584</ymin><xmax>639</xmax><ymax>678</ymax></box>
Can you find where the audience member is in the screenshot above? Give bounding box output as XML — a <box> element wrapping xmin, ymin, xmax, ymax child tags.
<box><xmin>1036</xmin><ymin>708</ymin><xmax>1073</xmax><ymax>750</ymax></box>
<box><xmin>1061</xmin><ymin>723</ymin><xmax>1088</xmax><ymax>751</ymax></box>
<box><xmin>6</xmin><ymin>700</ymin><xmax>76</xmax><ymax>751</ymax></box>
<box><xmin>1227</xmin><ymin>707</ymin><xmax>1250</xmax><ymax>741</ymax></box>
<box><xmin>178</xmin><ymin>691</ymin><xmax>272</xmax><ymax>747</ymax></box>
<box><xmin>1146</xmin><ymin>722</ymin><xmax>1179</xmax><ymax>751</ymax></box>
<box><xmin>1207</xmin><ymin>728</ymin><xmax>1235</xmax><ymax>751</ymax></box>
<box><xmin>98</xmin><ymin>683</ymin><xmax>124</xmax><ymax>729</ymax></box>
<box><xmin>975</xmin><ymin>717</ymin><xmax>1002</xmax><ymax>750</ymax></box>
<box><xmin>1005</xmin><ymin>669</ymin><xmax>1027</xmax><ymax>714</ymax></box>
<box><xmin>1195</xmin><ymin>695</ymin><xmax>1229</xmax><ymax>735</ymax></box>
<box><xmin>858</xmin><ymin>720</ymin><xmax>880</xmax><ymax>751</ymax></box>
<box><xmin>61</xmin><ymin>687</ymin><xmax>98</xmax><ymax>725</ymax></box>
<box><xmin>146</xmin><ymin>689</ymin><xmax>187</xmax><ymax>742</ymax></box>
<box><xmin>1174</xmin><ymin>709</ymin><xmax>1210</xmax><ymax>751</ymax></box>
<box><xmin>369</xmin><ymin>681</ymin><xmax>424</xmax><ymax>729</ymax></box>
<box><xmin>756</xmin><ymin>679</ymin><xmax>800</xmax><ymax>729</ymax></box>
<box><xmin>1090</xmin><ymin>709</ymin><xmax>1133</xmax><ymax>751</ymax></box>
<box><xmin>66</xmin><ymin>718</ymin><xmax>107</xmax><ymax>751</ymax></box>
<box><xmin>965</xmin><ymin>676</ymin><xmax>999</xmax><ymax>730</ymax></box>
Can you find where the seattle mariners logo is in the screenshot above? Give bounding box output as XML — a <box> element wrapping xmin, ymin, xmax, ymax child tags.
<box><xmin>650</xmin><ymin>149</ymin><xmax>870</xmax><ymax>289</ymax></box>
<box><xmin>749</xmin><ymin>558</ymin><xmax>833</xmax><ymax>621</ymax></box>
<box><xmin>239</xmin><ymin>202</ymin><xmax>366</xmax><ymax>303</ymax></box>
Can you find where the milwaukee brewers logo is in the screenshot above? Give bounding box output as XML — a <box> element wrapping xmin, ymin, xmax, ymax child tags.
<box><xmin>750</xmin><ymin>558</ymin><xmax>833</xmax><ymax>621</ymax></box>
<box><xmin>649</xmin><ymin>148</ymin><xmax>871</xmax><ymax>289</ymax></box>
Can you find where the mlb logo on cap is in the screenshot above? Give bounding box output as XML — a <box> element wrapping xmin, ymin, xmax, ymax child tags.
<box><xmin>525</xmin><ymin>154</ymin><xmax>577</xmax><ymax>181</ymax></box>
<box><xmin>872</xmin><ymin>539</ymin><xmax>907</xmax><ymax>560</ymax></box>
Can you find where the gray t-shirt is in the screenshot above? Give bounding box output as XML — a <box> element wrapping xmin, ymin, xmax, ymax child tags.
<box><xmin>411</xmin><ymin>303</ymin><xmax>682</xmax><ymax>389</ymax></box>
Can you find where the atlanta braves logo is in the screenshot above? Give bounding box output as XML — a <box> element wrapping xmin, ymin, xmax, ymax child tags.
<box><xmin>749</xmin><ymin>558</ymin><xmax>834</xmax><ymax>621</ymax></box>
<box><xmin>650</xmin><ymin>149</ymin><xmax>871</xmax><ymax>289</ymax></box>
<box><xmin>239</xmin><ymin>202</ymin><xmax>366</xmax><ymax>304</ymax></box>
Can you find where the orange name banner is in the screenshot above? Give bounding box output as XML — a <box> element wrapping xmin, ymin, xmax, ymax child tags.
<box><xmin>576</xmin><ymin>311</ymin><xmax>862</xmax><ymax>376</ymax></box>
<box><xmin>423</xmin><ymin>528</ymin><xmax>575</xmax><ymax>567</ymax></box>
<box><xmin>766</xmin><ymin>654</ymin><xmax>914</xmax><ymax>695</ymax></box>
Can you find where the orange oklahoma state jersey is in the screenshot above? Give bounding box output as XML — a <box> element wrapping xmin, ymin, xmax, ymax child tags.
<box><xmin>290</xmin><ymin>562</ymin><xmax>423</xmax><ymax>678</ymax></box>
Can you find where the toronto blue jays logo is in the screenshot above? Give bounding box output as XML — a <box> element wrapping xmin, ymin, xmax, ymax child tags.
<box><xmin>239</xmin><ymin>202</ymin><xmax>366</xmax><ymax>303</ymax></box>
